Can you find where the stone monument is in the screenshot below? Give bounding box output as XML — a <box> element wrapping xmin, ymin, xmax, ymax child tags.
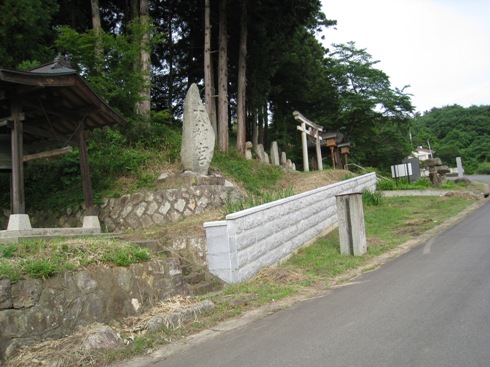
<box><xmin>423</xmin><ymin>158</ymin><xmax>450</xmax><ymax>187</ymax></box>
<box><xmin>180</xmin><ymin>83</ymin><xmax>215</xmax><ymax>175</ymax></box>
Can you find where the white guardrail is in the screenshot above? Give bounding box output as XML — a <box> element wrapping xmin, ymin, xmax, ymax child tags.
<box><xmin>204</xmin><ymin>172</ymin><xmax>377</xmax><ymax>283</ymax></box>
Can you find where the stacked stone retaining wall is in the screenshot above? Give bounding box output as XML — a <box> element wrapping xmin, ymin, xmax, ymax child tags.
<box><xmin>0</xmin><ymin>259</ymin><xmax>186</xmax><ymax>364</ymax></box>
<box><xmin>0</xmin><ymin>185</ymin><xmax>240</xmax><ymax>232</ymax></box>
<box><xmin>204</xmin><ymin>173</ymin><xmax>377</xmax><ymax>283</ymax></box>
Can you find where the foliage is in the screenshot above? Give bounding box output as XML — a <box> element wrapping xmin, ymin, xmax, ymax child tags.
<box><xmin>266</xmin><ymin>26</ymin><xmax>339</xmax><ymax>163</ymax></box>
<box><xmin>362</xmin><ymin>189</ymin><xmax>383</xmax><ymax>206</ymax></box>
<box><xmin>377</xmin><ymin>177</ymin><xmax>433</xmax><ymax>190</ymax></box>
<box><xmin>0</xmin><ymin>237</ymin><xmax>153</xmax><ymax>281</ymax></box>
<box><xmin>0</xmin><ymin>116</ymin><xmax>182</xmax><ymax>211</ymax></box>
<box><xmin>223</xmin><ymin>186</ymin><xmax>294</xmax><ymax>215</ymax></box>
<box><xmin>323</xmin><ymin>42</ymin><xmax>414</xmax><ymax>171</ymax></box>
<box><xmin>412</xmin><ymin>105</ymin><xmax>490</xmax><ymax>173</ymax></box>
<box><xmin>55</xmin><ymin>24</ymin><xmax>155</xmax><ymax>118</ymax></box>
<box><xmin>211</xmin><ymin>149</ymin><xmax>283</xmax><ymax>195</ymax></box>
<box><xmin>0</xmin><ymin>0</ymin><xmax>59</xmax><ymax>68</ymax></box>
<box><xmin>476</xmin><ymin>162</ymin><xmax>490</xmax><ymax>174</ymax></box>
<box><xmin>439</xmin><ymin>180</ymin><xmax>470</xmax><ymax>190</ymax></box>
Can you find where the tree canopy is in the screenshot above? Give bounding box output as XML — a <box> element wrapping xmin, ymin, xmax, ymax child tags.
<box><xmin>1</xmin><ymin>0</ymin><xmax>418</xmax><ymax>172</ymax></box>
<box><xmin>412</xmin><ymin>105</ymin><xmax>490</xmax><ymax>173</ymax></box>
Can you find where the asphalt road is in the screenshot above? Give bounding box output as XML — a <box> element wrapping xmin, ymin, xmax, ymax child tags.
<box><xmin>466</xmin><ymin>174</ymin><xmax>490</xmax><ymax>184</ymax></box>
<box><xmin>147</xmin><ymin>200</ymin><xmax>490</xmax><ymax>367</ymax></box>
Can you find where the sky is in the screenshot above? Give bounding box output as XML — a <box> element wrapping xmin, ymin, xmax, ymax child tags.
<box><xmin>320</xmin><ymin>0</ymin><xmax>490</xmax><ymax>114</ymax></box>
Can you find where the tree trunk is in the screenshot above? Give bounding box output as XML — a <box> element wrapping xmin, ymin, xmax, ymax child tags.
<box><xmin>251</xmin><ymin>107</ymin><xmax>258</xmax><ymax>147</ymax></box>
<box><xmin>236</xmin><ymin>0</ymin><xmax>248</xmax><ymax>154</ymax></box>
<box><xmin>90</xmin><ymin>0</ymin><xmax>103</xmax><ymax>73</ymax></box>
<box><xmin>258</xmin><ymin>103</ymin><xmax>265</xmax><ymax>145</ymax></box>
<box><xmin>131</xmin><ymin>0</ymin><xmax>139</xmax><ymax>20</ymax></box>
<box><xmin>217</xmin><ymin>0</ymin><xmax>229</xmax><ymax>151</ymax></box>
<box><xmin>136</xmin><ymin>0</ymin><xmax>151</xmax><ymax>117</ymax></box>
<box><xmin>204</xmin><ymin>0</ymin><xmax>217</xmax><ymax>139</ymax></box>
<box><xmin>167</xmin><ymin>16</ymin><xmax>174</xmax><ymax>112</ymax></box>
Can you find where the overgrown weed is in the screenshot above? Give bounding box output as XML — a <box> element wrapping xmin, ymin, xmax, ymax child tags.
<box><xmin>0</xmin><ymin>237</ymin><xmax>153</xmax><ymax>281</ymax></box>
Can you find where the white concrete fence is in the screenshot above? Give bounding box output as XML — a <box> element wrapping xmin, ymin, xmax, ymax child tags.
<box><xmin>204</xmin><ymin>172</ymin><xmax>377</xmax><ymax>283</ymax></box>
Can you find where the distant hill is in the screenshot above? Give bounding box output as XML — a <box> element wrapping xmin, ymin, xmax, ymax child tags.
<box><xmin>412</xmin><ymin>105</ymin><xmax>490</xmax><ymax>173</ymax></box>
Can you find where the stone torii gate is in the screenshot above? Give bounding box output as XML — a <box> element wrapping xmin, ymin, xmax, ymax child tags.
<box><xmin>293</xmin><ymin>111</ymin><xmax>323</xmax><ymax>172</ymax></box>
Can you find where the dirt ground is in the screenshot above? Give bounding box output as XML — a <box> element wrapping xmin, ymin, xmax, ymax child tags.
<box><xmin>277</xmin><ymin>169</ymin><xmax>353</xmax><ymax>194</ymax></box>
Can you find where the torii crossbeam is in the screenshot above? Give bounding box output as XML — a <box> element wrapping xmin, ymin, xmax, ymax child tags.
<box><xmin>293</xmin><ymin>111</ymin><xmax>323</xmax><ymax>172</ymax></box>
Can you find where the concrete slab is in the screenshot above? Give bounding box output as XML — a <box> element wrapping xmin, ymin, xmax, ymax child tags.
<box><xmin>0</xmin><ymin>215</ymin><xmax>102</xmax><ymax>244</ymax></box>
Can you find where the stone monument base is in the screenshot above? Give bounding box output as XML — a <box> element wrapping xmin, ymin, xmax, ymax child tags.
<box><xmin>156</xmin><ymin>171</ymin><xmax>227</xmax><ymax>189</ymax></box>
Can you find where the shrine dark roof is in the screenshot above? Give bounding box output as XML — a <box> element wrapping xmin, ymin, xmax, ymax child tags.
<box><xmin>0</xmin><ymin>64</ymin><xmax>125</xmax><ymax>151</ymax></box>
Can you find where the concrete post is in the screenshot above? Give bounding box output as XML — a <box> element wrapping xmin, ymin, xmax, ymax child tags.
<box><xmin>336</xmin><ymin>193</ymin><xmax>367</xmax><ymax>256</ymax></box>
<box><xmin>456</xmin><ymin>157</ymin><xmax>464</xmax><ymax>178</ymax></box>
<box><xmin>82</xmin><ymin>216</ymin><xmax>101</xmax><ymax>232</ymax></box>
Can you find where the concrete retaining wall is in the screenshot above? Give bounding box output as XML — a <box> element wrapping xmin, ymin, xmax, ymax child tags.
<box><xmin>204</xmin><ymin>172</ymin><xmax>377</xmax><ymax>283</ymax></box>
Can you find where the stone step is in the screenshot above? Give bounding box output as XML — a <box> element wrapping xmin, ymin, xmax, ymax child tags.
<box><xmin>184</xmin><ymin>271</ymin><xmax>206</xmax><ymax>285</ymax></box>
<box><xmin>190</xmin><ymin>281</ymin><xmax>222</xmax><ymax>296</ymax></box>
<box><xmin>127</xmin><ymin>239</ymin><xmax>172</xmax><ymax>257</ymax></box>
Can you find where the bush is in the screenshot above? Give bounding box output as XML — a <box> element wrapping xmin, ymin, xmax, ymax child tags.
<box><xmin>362</xmin><ymin>189</ymin><xmax>383</xmax><ymax>206</ymax></box>
<box><xmin>376</xmin><ymin>177</ymin><xmax>432</xmax><ymax>191</ymax></box>
<box><xmin>476</xmin><ymin>162</ymin><xmax>490</xmax><ymax>174</ymax></box>
<box><xmin>376</xmin><ymin>178</ymin><xmax>395</xmax><ymax>190</ymax></box>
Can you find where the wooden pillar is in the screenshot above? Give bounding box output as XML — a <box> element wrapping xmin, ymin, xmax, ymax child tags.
<box><xmin>78</xmin><ymin>124</ymin><xmax>95</xmax><ymax>215</ymax></box>
<box><xmin>326</xmin><ymin>136</ymin><xmax>337</xmax><ymax>170</ymax></box>
<box><xmin>10</xmin><ymin>101</ymin><xmax>25</xmax><ymax>214</ymax></box>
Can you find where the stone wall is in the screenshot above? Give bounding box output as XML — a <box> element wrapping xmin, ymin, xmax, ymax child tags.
<box><xmin>204</xmin><ymin>173</ymin><xmax>377</xmax><ymax>283</ymax></box>
<box><xmin>0</xmin><ymin>185</ymin><xmax>240</xmax><ymax>232</ymax></box>
<box><xmin>0</xmin><ymin>259</ymin><xmax>186</xmax><ymax>363</ymax></box>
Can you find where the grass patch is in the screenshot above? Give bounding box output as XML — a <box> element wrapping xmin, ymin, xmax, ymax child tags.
<box><xmin>286</xmin><ymin>195</ymin><xmax>476</xmax><ymax>286</ymax></box>
<box><xmin>223</xmin><ymin>186</ymin><xmax>294</xmax><ymax>215</ymax></box>
<box><xmin>212</xmin><ymin>149</ymin><xmax>284</xmax><ymax>195</ymax></box>
<box><xmin>377</xmin><ymin>177</ymin><xmax>471</xmax><ymax>191</ymax></box>
<box><xmin>0</xmin><ymin>237</ymin><xmax>153</xmax><ymax>281</ymax></box>
<box><xmin>362</xmin><ymin>189</ymin><xmax>383</xmax><ymax>206</ymax></box>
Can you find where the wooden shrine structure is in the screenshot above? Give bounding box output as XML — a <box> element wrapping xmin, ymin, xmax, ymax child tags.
<box><xmin>0</xmin><ymin>58</ymin><xmax>125</xmax><ymax>229</ymax></box>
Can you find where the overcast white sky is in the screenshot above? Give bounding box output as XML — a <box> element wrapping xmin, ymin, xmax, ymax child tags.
<box><xmin>320</xmin><ymin>0</ymin><xmax>490</xmax><ymax>114</ymax></box>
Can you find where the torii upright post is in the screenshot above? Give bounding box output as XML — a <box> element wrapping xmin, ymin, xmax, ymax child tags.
<box><xmin>293</xmin><ymin>111</ymin><xmax>323</xmax><ymax>172</ymax></box>
<box><xmin>300</xmin><ymin>121</ymin><xmax>309</xmax><ymax>172</ymax></box>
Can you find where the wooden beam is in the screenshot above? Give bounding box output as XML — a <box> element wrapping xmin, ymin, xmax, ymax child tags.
<box><xmin>21</xmin><ymin>98</ymin><xmax>91</xmax><ymax>126</ymax></box>
<box><xmin>24</xmin><ymin>139</ymin><xmax>79</xmax><ymax>153</ymax></box>
<box><xmin>78</xmin><ymin>124</ymin><xmax>95</xmax><ymax>215</ymax></box>
<box><xmin>23</xmin><ymin>146</ymin><xmax>73</xmax><ymax>162</ymax></box>
<box><xmin>10</xmin><ymin>101</ymin><xmax>25</xmax><ymax>214</ymax></box>
<box><xmin>0</xmin><ymin>113</ymin><xmax>25</xmax><ymax>127</ymax></box>
<box><xmin>22</xmin><ymin>124</ymin><xmax>77</xmax><ymax>144</ymax></box>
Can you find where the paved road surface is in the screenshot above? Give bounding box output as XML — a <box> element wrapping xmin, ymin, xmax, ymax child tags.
<box><xmin>147</xmin><ymin>200</ymin><xmax>490</xmax><ymax>367</ymax></box>
<box><xmin>467</xmin><ymin>174</ymin><xmax>490</xmax><ymax>184</ymax></box>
